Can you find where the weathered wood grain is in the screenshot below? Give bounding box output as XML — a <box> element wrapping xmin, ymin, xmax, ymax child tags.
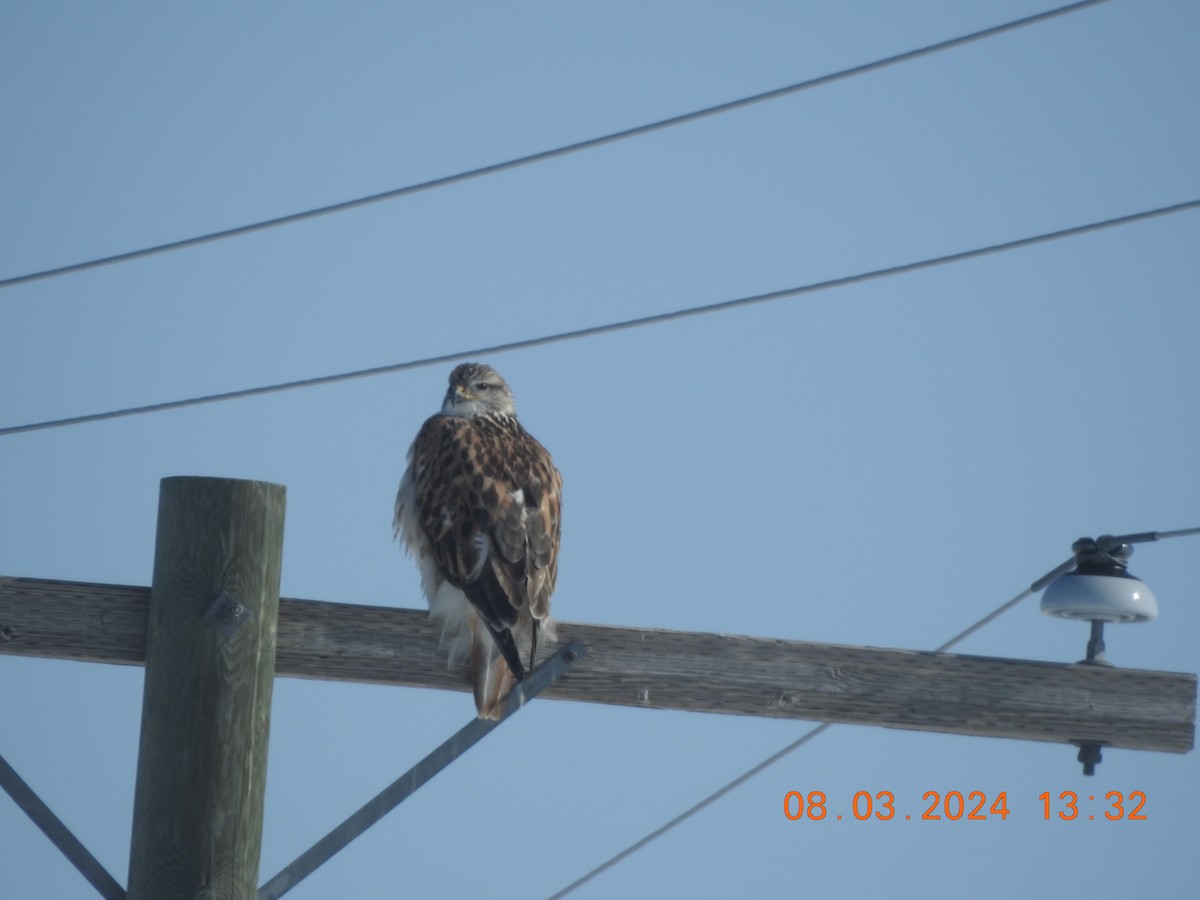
<box><xmin>125</xmin><ymin>477</ymin><xmax>286</xmax><ymax>900</ymax></box>
<box><xmin>1</xmin><ymin>573</ymin><xmax>1194</xmax><ymax>754</ymax></box>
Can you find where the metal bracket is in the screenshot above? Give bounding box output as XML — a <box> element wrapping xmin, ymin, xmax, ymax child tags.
<box><xmin>204</xmin><ymin>591</ymin><xmax>251</xmax><ymax>639</ymax></box>
<box><xmin>1073</xmin><ymin>740</ymin><xmax>1104</xmax><ymax>776</ymax></box>
<box><xmin>258</xmin><ymin>640</ymin><xmax>584</xmax><ymax>900</ymax></box>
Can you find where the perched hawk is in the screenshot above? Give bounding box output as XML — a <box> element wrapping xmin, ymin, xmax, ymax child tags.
<box><xmin>394</xmin><ymin>362</ymin><xmax>563</xmax><ymax>719</ymax></box>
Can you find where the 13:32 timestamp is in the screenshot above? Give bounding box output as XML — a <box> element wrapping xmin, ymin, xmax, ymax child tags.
<box><xmin>1039</xmin><ymin>790</ymin><xmax>1147</xmax><ymax>821</ymax></box>
<box><xmin>782</xmin><ymin>790</ymin><xmax>1147</xmax><ymax>822</ymax></box>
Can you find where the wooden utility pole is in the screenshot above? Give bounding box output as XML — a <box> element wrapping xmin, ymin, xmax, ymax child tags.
<box><xmin>0</xmin><ymin>478</ymin><xmax>1196</xmax><ymax>896</ymax></box>
<box><xmin>126</xmin><ymin>477</ymin><xmax>285</xmax><ymax>900</ymax></box>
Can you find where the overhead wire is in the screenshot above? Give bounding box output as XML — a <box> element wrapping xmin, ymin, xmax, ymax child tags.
<box><xmin>0</xmin><ymin>3</ymin><xmax>1183</xmax><ymax>889</ymax></box>
<box><xmin>1</xmin><ymin>196</ymin><xmax>1196</xmax><ymax>439</ymax></box>
<box><xmin>551</xmin><ymin>525</ymin><xmax>1200</xmax><ymax>895</ymax></box>
<box><xmin>0</xmin><ymin>0</ymin><xmax>1113</xmax><ymax>291</ymax></box>
<box><xmin>544</xmin><ymin>559</ymin><xmax>1080</xmax><ymax>899</ymax></box>
<box><xmin>0</xmin><ymin>0</ymin><xmax>1182</xmax><ymax>893</ymax></box>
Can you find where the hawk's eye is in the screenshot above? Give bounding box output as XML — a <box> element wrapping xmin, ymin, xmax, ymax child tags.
<box><xmin>475</xmin><ymin>383</ymin><xmax>492</xmax><ymax>392</ymax></box>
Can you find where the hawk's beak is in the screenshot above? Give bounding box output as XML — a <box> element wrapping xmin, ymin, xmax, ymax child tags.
<box><xmin>454</xmin><ymin>385</ymin><xmax>473</xmax><ymax>404</ymax></box>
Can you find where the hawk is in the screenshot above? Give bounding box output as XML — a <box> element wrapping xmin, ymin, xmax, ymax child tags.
<box><xmin>394</xmin><ymin>362</ymin><xmax>563</xmax><ymax>719</ymax></box>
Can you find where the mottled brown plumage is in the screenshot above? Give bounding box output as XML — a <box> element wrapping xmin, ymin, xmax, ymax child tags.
<box><xmin>394</xmin><ymin>363</ymin><xmax>562</xmax><ymax>718</ymax></box>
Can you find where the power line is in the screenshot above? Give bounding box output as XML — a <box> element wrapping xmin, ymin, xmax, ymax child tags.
<box><xmin>2</xmin><ymin>196</ymin><xmax>1196</xmax><ymax>439</ymax></box>
<box><xmin>0</xmin><ymin>0</ymin><xmax>1112</xmax><ymax>291</ymax></box>
<box><xmin>551</xmin><ymin>525</ymin><xmax>1200</xmax><ymax>896</ymax></box>
<box><xmin>545</xmin><ymin>563</ymin><xmax>1076</xmax><ymax>899</ymax></box>
<box><xmin>544</xmin><ymin>722</ymin><xmax>831</xmax><ymax>900</ymax></box>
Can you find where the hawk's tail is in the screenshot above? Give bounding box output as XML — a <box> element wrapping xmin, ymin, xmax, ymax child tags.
<box><xmin>470</xmin><ymin>632</ymin><xmax>516</xmax><ymax>720</ymax></box>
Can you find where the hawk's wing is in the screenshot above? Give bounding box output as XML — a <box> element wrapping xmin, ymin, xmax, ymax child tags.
<box><xmin>408</xmin><ymin>412</ymin><xmax>562</xmax><ymax>663</ymax></box>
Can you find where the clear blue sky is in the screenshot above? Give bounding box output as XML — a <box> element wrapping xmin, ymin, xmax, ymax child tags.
<box><xmin>3</xmin><ymin>1</ymin><xmax>1198</xmax><ymax>897</ymax></box>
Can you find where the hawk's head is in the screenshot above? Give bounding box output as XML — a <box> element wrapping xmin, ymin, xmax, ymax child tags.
<box><xmin>442</xmin><ymin>362</ymin><xmax>515</xmax><ymax>418</ymax></box>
